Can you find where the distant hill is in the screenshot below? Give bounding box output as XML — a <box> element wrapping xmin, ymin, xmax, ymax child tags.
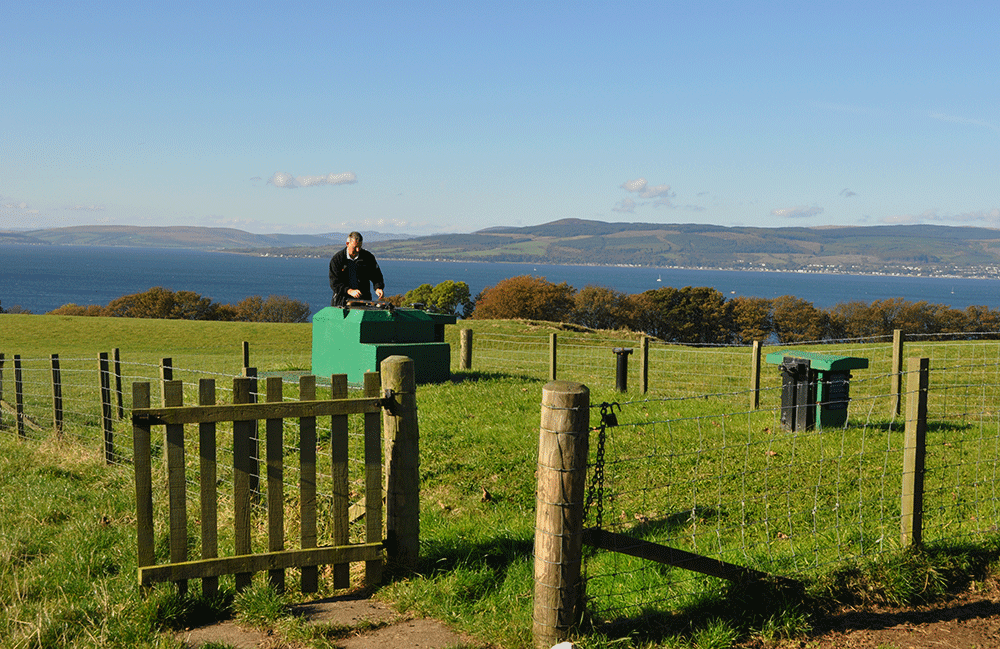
<box><xmin>3</xmin><ymin>226</ymin><xmax>412</xmax><ymax>250</ymax></box>
<box><xmin>7</xmin><ymin>220</ymin><xmax>1000</xmax><ymax>278</ymax></box>
<box><xmin>247</xmin><ymin>219</ymin><xmax>1000</xmax><ymax>278</ymax></box>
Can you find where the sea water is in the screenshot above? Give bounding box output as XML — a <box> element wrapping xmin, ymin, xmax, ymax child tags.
<box><xmin>2</xmin><ymin>243</ymin><xmax>999</xmax><ymax>318</ymax></box>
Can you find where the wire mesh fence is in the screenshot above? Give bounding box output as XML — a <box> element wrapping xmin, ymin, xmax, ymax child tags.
<box><xmin>577</xmin><ymin>334</ymin><xmax>1000</xmax><ymax>629</ymax></box>
<box><xmin>0</xmin><ymin>349</ymin><xmax>375</xmax><ymax>565</ymax></box>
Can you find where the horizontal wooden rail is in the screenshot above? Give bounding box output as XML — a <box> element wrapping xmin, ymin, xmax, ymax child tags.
<box><xmin>139</xmin><ymin>542</ymin><xmax>384</xmax><ymax>586</ymax></box>
<box><xmin>132</xmin><ymin>396</ymin><xmax>386</xmax><ymax>425</ymax></box>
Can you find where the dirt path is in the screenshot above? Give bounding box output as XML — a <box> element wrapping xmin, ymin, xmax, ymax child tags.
<box><xmin>177</xmin><ymin>595</ymin><xmax>476</xmax><ymax>649</ymax></box>
<box><xmin>737</xmin><ymin>579</ymin><xmax>1000</xmax><ymax>649</ymax></box>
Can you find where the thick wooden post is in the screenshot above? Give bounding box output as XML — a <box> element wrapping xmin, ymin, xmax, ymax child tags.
<box><xmin>99</xmin><ymin>353</ymin><xmax>114</xmax><ymax>462</ymax></box>
<box><xmin>14</xmin><ymin>355</ymin><xmax>24</xmax><ymax>438</ymax></box>
<box><xmin>133</xmin><ymin>382</ymin><xmax>154</xmax><ymax>587</ymax></box>
<box><xmin>891</xmin><ymin>329</ymin><xmax>905</xmax><ymax>417</ymax></box>
<box><xmin>750</xmin><ymin>341</ymin><xmax>762</xmax><ymax>410</ymax></box>
<box><xmin>242</xmin><ymin>341</ymin><xmax>250</xmax><ymax>374</ymax></box>
<box><xmin>51</xmin><ymin>354</ymin><xmax>63</xmax><ymax>437</ymax></box>
<box><xmin>198</xmin><ymin>379</ymin><xmax>219</xmax><ymax>598</ymax></box>
<box><xmin>330</xmin><ymin>374</ymin><xmax>350</xmax><ymax>589</ymax></box>
<box><xmin>901</xmin><ymin>357</ymin><xmax>929</xmax><ymax>547</ymax></box>
<box><xmin>364</xmin><ymin>371</ymin><xmax>384</xmax><ymax>585</ymax></box>
<box><xmin>265</xmin><ymin>376</ymin><xmax>285</xmax><ymax>591</ymax></box>
<box><xmin>233</xmin><ymin>376</ymin><xmax>254</xmax><ymax>591</ymax></box>
<box><xmin>163</xmin><ymin>378</ymin><xmax>187</xmax><ymax>593</ymax></box>
<box><xmin>533</xmin><ymin>380</ymin><xmax>589</xmax><ymax>649</ymax></box>
<box><xmin>299</xmin><ymin>375</ymin><xmax>319</xmax><ymax>593</ymax></box>
<box><xmin>640</xmin><ymin>335</ymin><xmax>649</xmax><ymax>394</ymax></box>
<box><xmin>550</xmin><ymin>333</ymin><xmax>558</xmax><ymax>381</ymax></box>
<box><xmin>382</xmin><ymin>356</ymin><xmax>418</xmax><ymax>572</ymax></box>
<box><xmin>459</xmin><ymin>328</ymin><xmax>473</xmax><ymax>370</ymax></box>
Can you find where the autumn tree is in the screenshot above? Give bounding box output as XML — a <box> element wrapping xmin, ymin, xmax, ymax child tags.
<box><xmin>472</xmin><ymin>275</ymin><xmax>575</xmax><ymax>321</ymax></box>
<box><xmin>642</xmin><ymin>286</ymin><xmax>733</xmax><ymax>343</ymax></box>
<box><xmin>730</xmin><ymin>296</ymin><xmax>773</xmax><ymax>344</ymax></box>
<box><xmin>104</xmin><ymin>287</ymin><xmax>196</xmax><ymax>319</ymax></box>
<box><xmin>47</xmin><ymin>303</ymin><xmax>104</xmax><ymax>316</ymax></box>
<box><xmin>772</xmin><ymin>295</ymin><xmax>832</xmax><ymax>343</ymax></box>
<box><xmin>570</xmin><ymin>285</ymin><xmax>629</xmax><ymax>330</ymax></box>
<box><xmin>402</xmin><ymin>280</ymin><xmax>473</xmax><ymax>316</ymax></box>
<box><xmin>227</xmin><ymin>295</ymin><xmax>310</xmax><ymax>322</ymax></box>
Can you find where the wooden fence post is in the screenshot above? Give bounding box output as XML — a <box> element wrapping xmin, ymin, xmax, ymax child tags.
<box><xmin>51</xmin><ymin>354</ymin><xmax>63</xmax><ymax>437</ymax></box>
<box><xmin>14</xmin><ymin>355</ymin><xmax>25</xmax><ymax>438</ymax></box>
<box><xmin>330</xmin><ymin>374</ymin><xmax>350</xmax><ymax>589</ymax></box>
<box><xmin>113</xmin><ymin>348</ymin><xmax>124</xmax><ymax>419</ymax></box>
<box><xmin>459</xmin><ymin>328</ymin><xmax>473</xmax><ymax>370</ymax></box>
<box><xmin>640</xmin><ymin>335</ymin><xmax>649</xmax><ymax>394</ymax></box>
<box><xmin>901</xmin><ymin>357</ymin><xmax>929</xmax><ymax>548</ymax></box>
<box><xmin>99</xmin><ymin>353</ymin><xmax>114</xmax><ymax>463</ymax></box>
<box><xmin>750</xmin><ymin>341</ymin><xmax>762</xmax><ymax>410</ymax></box>
<box><xmin>382</xmin><ymin>356</ymin><xmax>418</xmax><ymax>572</ymax></box>
<box><xmin>550</xmin><ymin>332</ymin><xmax>558</xmax><ymax>382</ymax></box>
<box><xmin>891</xmin><ymin>329</ymin><xmax>905</xmax><ymax>417</ymax></box>
<box><xmin>242</xmin><ymin>341</ymin><xmax>250</xmax><ymax>375</ymax></box>
<box><xmin>364</xmin><ymin>371</ymin><xmax>384</xmax><ymax>585</ymax></box>
<box><xmin>233</xmin><ymin>376</ymin><xmax>254</xmax><ymax>591</ymax></box>
<box><xmin>199</xmin><ymin>379</ymin><xmax>219</xmax><ymax>598</ymax></box>
<box><xmin>533</xmin><ymin>380</ymin><xmax>589</xmax><ymax>649</ymax></box>
<box><xmin>0</xmin><ymin>352</ymin><xmax>5</xmax><ymax>429</ymax></box>
<box><xmin>163</xmin><ymin>378</ymin><xmax>187</xmax><ymax>593</ymax></box>
<box><xmin>299</xmin><ymin>375</ymin><xmax>319</xmax><ymax>593</ymax></box>
<box><xmin>265</xmin><ymin>376</ymin><xmax>285</xmax><ymax>592</ymax></box>
<box><xmin>133</xmin><ymin>382</ymin><xmax>154</xmax><ymax>588</ymax></box>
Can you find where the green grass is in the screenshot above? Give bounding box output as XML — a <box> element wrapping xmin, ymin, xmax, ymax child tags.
<box><xmin>4</xmin><ymin>314</ymin><xmax>1000</xmax><ymax>648</ymax></box>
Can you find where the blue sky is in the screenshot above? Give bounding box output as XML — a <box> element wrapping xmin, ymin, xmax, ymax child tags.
<box><xmin>3</xmin><ymin>1</ymin><xmax>998</xmax><ymax>235</ymax></box>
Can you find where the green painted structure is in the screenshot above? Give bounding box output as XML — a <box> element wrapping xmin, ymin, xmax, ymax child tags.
<box><xmin>311</xmin><ymin>305</ymin><xmax>457</xmax><ymax>384</ymax></box>
<box><xmin>764</xmin><ymin>350</ymin><xmax>869</xmax><ymax>430</ymax></box>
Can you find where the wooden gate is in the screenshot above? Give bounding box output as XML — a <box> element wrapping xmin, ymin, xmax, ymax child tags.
<box><xmin>131</xmin><ymin>358</ymin><xmax>419</xmax><ymax>595</ymax></box>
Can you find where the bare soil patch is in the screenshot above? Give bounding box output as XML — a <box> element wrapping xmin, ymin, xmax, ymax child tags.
<box><xmin>177</xmin><ymin>595</ymin><xmax>475</xmax><ymax>649</ymax></box>
<box><xmin>739</xmin><ymin>577</ymin><xmax>1000</xmax><ymax>649</ymax></box>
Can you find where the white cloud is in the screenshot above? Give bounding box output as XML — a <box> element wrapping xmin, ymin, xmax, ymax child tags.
<box><xmin>929</xmin><ymin>112</ymin><xmax>1000</xmax><ymax>134</ymax></box>
<box><xmin>771</xmin><ymin>205</ymin><xmax>825</xmax><ymax>219</ymax></box>
<box><xmin>67</xmin><ymin>204</ymin><xmax>106</xmax><ymax>211</ymax></box>
<box><xmin>268</xmin><ymin>171</ymin><xmax>358</xmax><ymax>189</ymax></box>
<box><xmin>640</xmin><ymin>184</ymin><xmax>673</xmax><ymax>199</ymax></box>
<box><xmin>620</xmin><ymin>178</ymin><xmax>647</xmax><ymax>193</ymax></box>
<box><xmin>840</xmin><ymin>188</ymin><xmax>857</xmax><ymax>197</ymax></box>
<box><xmin>612</xmin><ymin>198</ymin><xmax>638</xmax><ymax>213</ymax></box>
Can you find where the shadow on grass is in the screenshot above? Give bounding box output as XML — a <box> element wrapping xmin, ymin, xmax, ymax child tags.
<box><xmin>580</xmin><ymin>541</ymin><xmax>1000</xmax><ymax>646</ymax></box>
<box><xmin>446</xmin><ymin>370</ymin><xmax>546</xmax><ymax>384</ymax></box>
<box><xmin>386</xmin><ymin>532</ymin><xmax>534</xmax><ymax>582</ymax></box>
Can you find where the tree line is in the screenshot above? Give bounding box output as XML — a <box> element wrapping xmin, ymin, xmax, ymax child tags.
<box><xmin>468</xmin><ymin>275</ymin><xmax>1000</xmax><ymax>343</ymax></box>
<box><xmin>40</xmin><ymin>287</ymin><xmax>311</xmax><ymax>323</ymax></box>
<box><xmin>7</xmin><ymin>275</ymin><xmax>1000</xmax><ymax>341</ymax></box>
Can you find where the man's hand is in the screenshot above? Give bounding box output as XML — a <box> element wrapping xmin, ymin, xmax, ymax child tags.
<box><xmin>347</xmin><ymin>289</ymin><xmax>362</xmax><ymax>298</ymax></box>
<box><xmin>375</xmin><ymin>288</ymin><xmax>384</xmax><ymax>300</ymax></box>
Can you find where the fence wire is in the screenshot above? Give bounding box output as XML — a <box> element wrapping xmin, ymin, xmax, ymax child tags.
<box><xmin>0</xmin><ymin>353</ymin><xmax>374</xmax><ymax>560</ymax></box>
<box><xmin>581</xmin><ymin>335</ymin><xmax>1000</xmax><ymax>626</ymax></box>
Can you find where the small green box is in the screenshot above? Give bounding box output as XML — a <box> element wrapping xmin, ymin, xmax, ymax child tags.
<box><xmin>312</xmin><ymin>306</ymin><xmax>457</xmax><ymax>384</ymax></box>
<box><xmin>765</xmin><ymin>350</ymin><xmax>869</xmax><ymax>429</ymax></box>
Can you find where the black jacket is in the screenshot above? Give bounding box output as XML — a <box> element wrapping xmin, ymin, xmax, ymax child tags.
<box><xmin>329</xmin><ymin>247</ymin><xmax>385</xmax><ymax>306</ymax></box>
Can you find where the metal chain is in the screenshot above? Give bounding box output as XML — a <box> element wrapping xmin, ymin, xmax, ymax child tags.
<box><xmin>584</xmin><ymin>401</ymin><xmax>618</xmax><ymax>529</ymax></box>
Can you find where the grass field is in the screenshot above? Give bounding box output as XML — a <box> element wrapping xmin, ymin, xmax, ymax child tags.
<box><xmin>3</xmin><ymin>314</ymin><xmax>1000</xmax><ymax>648</ymax></box>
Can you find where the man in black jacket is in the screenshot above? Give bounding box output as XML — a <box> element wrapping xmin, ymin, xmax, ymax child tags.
<box><xmin>329</xmin><ymin>232</ymin><xmax>386</xmax><ymax>307</ymax></box>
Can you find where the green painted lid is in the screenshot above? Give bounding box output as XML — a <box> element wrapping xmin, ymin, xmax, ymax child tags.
<box><xmin>764</xmin><ymin>350</ymin><xmax>869</xmax><ymax>371</ymax></box>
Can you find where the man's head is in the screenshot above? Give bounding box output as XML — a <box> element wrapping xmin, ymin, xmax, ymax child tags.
<box><xmin>346</xmin><ymin>232</ymin><xmax>363</xmax><ymax>256</ymax></box>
